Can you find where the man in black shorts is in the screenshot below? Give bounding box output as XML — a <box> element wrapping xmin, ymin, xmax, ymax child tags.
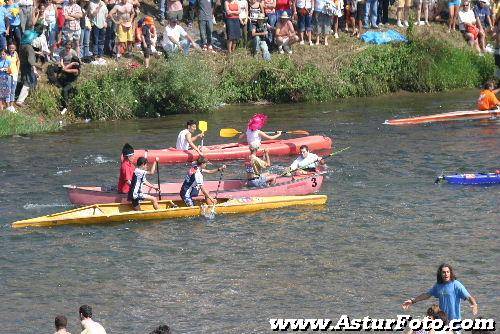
<box><xmin>128</xmin><ymin>156</ymin><xmax>160</xmax><ymax>210</ymax></box>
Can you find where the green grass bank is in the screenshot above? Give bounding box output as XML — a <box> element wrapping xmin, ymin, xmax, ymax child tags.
<box><xmin>0</xmin><ymin>28</ymin><xmax>494</xmax><ymax>136</ymax></box>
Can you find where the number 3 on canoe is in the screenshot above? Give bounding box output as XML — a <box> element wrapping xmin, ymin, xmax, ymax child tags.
<box><xmin>311</xmin><ymin>177</ymin><xmax>317</xmax><ymax>187</ymax></box>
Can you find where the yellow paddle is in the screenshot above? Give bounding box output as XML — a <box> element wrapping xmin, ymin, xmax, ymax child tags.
<box><xmin>219</xmin><ymin>128</ymin><xmax>310</xmax><ymax>138</ymax></box>
<box><xmin>199</xmin><ymin>120</ymin><xmax>207</xmax><ymax>147</ymax></box>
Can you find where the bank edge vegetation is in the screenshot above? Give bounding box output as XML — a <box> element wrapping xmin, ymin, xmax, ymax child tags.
<box><xmin>0</xmin><ymin>33</ymin><xmax>494</xmax><ymax>136</ymax></box>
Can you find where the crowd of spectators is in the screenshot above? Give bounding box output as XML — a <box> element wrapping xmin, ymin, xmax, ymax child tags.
<box><xmin>0</xmin><ymin>0</ymin><xmax>497</xmax><ymax>113</ymax></box>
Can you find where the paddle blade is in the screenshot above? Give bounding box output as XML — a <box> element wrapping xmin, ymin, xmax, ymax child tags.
<box><xmin>219</xmin><ymin>128</ymin><xmax>241</xmax><ymax>138</ymax></box>
<box><xmin>286</xmin><ymin>130</ymin><xmax>310</xmax><ymax>135</ymax></box>
<box><xmin>199</xmin><ymin>120</ymin><xmax>208</xmax><ymax>133</ymax></box>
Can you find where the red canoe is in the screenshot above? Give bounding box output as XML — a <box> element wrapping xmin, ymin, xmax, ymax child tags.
<box><xmin>384</xmin><ymin>110</ymin><xmax>499</xmax><ymax>126</ymax></box>
<box><xmin>132</xmin><ymin>135</ymin><xmax>332</xmax><ymax>164</ymax></box>
<box><xmin>64</xmin><ymin>173</ymin><xmax>324</xmax><ymax>206</ymax></box>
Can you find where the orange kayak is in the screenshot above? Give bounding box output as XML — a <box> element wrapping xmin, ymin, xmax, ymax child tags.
<box><xmin>384</xmin><ymin>110</ymin><xmax>499</xmax><ymax>126</ymax></box>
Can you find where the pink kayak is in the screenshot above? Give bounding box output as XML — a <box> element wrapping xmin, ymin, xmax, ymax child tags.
<box><xmin>132</xmin><ymin>135</ymin><xmax>332</xmax><ymax>164</ymax></box>
<box><xmin>64</xmin><ymin>173</ymin><xmax>324</xmax><ymax>206</ymax></box>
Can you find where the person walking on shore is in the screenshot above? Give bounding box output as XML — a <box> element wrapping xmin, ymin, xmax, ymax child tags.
<box><xmin>401</xmin><ymin>263</ymin><xmax>478</xmax><ymax>321</ymax></box>
<box><xmin>79</xmin><ymin>305</ymin><xmax>107</xmax><ymax>334</ymax></box>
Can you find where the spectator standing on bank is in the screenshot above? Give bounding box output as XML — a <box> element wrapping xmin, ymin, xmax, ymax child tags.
<box><xmin>16</xmin><ymin>29</ymin><xmax>38</xmax><ymax>107</ymax></box>
<box><xmin>448</xmin><ymin>0</ymin><xmax>460</xmax><ymax>32</ymax></box>
<box><xmin>225</xmin><ymin>0</ymin><xmax>241</xmax><ymax>53</ymax></box>
<box><xmin>313</xmin><ymin>0</ymin><xmax>332</xmax><ymax>45</ymax></box>
<box><xmin>18</xmin><ymin>0</ymin><xmax>33</xmax><ymax>32</ymax></box>
<box><xmin>364</xmin><ymin>0</ymin><xmax>377</xmax><ymax>28</ymax></box>
<box><xmin>5</xmin><ymin>0</ymin><xmax>21</xmax><ymax>46</ymax></box>
<box><xmin>239</xmin><ymin>0</ymin><xmax>249</xmax><ymax>43</ymax></box>
<box><xmin>296</xmin><ymin>0</ymin><xmax>314</xmax><ymax>44</ymax></box>
<box><xmin>332</xmin><ymin>0</ymin><xmax>343</xmax><ymax>38</ymax></box>
<box><xmin>79</xmin><ymin>0</ymin><xmax>93</xmax><ymax>59</ymax></box>
<box><xmin>0</xmin><ymin>48</ymin><xmax>12</xmax><ymax>111</ymax></box>
<box><xmin>6</xmin><ymin>43</ymin><xmax>18</xmax><ymax>112</ymax></box>
<box><xmin>89</xmin><ymin>0</ymin><xmax>108</xmax><ymax>61</ymax></box>
<box><xmin>141</xmin><ymin>16</ymin><xmax>153</xmax><ymax>67</ymax></box>
<box><xmin>415</xmin><ymin>0</ymin><xmax>430</xmax><ymax>25</ymax></box>
<box><xmin>263</xmin><ymin>0</ymin><xmax>276</xmax><ymax>42</ymax></box>
<box><xmin>197</xmin><ymin>0</ymin><xmax>216</xmax><ymax>51</ymax></box>
<box><xmin>63</xmin><ymin>0</ymin><xmax>83</xmax><ymax>57</ymax></box>
<box><xmin>43</xmin><ymin>0</ymin><xmax>58</xmax><ymax>59</ymax></box>
<box><xmin>402</xmin><ymin>263</ymin><xmax>478</xmax><ymax>322</ymax></box>
<box><xmin>396</xmin><ymin>0</ymin><xmax>411</xmax><ymax>27</ymax></box>
<box><xmin>0</xmin><ymin>4</ymin><xmax>10</xmax><ymax>51</ymax></box>
<box><xmin>104</xmin><ymin>0</ymin><xmax>116</xmax><ymax>55</ymax></box>
<box><xmin>108</xmin><ymin>0</ymin><xmax>134</xmax><ymax>59</ymax></box>
<box><xmin>377</xmin><ymin>0</ymin><xmax>389</xmax><ymax>25</ymax></box>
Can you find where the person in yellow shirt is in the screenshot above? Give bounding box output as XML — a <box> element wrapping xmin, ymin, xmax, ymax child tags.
<box><xmin>477</xmin><ymin>81</ymin><xmax>500</xmax><ymax>110</ymax></box>
<box><xmin>6</xmin><ymin>43</ymin><xmax>19</xmax><ymax>113</ymax></box>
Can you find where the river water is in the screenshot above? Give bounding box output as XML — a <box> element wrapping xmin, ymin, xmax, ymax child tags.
<box><xmin>0</xmin><ymin>89</ymin><xmax>498</xmax><ymax>333</ymax></box>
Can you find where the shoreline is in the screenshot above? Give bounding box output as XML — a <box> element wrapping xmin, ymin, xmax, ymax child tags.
<box><xmin>0</xmin><ymin>27</ymin><xmax>493</xmax><ymax>137</ymax></box>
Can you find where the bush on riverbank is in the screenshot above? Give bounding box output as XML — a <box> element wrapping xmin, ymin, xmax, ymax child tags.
<box><xmin>1</xmin><ymin>30</ymin><xmax>494</xmax><ymax>136</ymax></box>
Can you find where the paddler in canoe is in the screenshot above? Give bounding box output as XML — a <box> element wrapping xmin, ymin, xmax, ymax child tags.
<box><xmin>245</xmin><ymin>147</ymin><xmax>278</xmax><ymax>187</ymax></box>
<box><xmin>243</xmin><ymin>113</ymin><xmax>282</xmax><ymax>148</ymax></box>
<box><xmin>118</xmin><ymin>143</ymin><xmax>158</xmax><ymax>195</ymax></box>
<box><xmin>286</xmin><ymin>144</ymin><xmax>324</xmax><ymax>175</ymax></box>
<box><xmin>477</xmin><ymin>80</ymin><xmax>500</xmax><ymax>110</ymax></box>
<box><xmin>180</xmin><ymin>157</ymin><xmax>227</xmax><ymax>206</ymax></box>
<box><xmin>128</xmin><ymin>156</ymin><xmax>161</xmax><ymax>210</ymax></box>
<box><xmin>176</xmin><ymin>120</ymin><xmax>205</xmax><ymax>156</ymax></box>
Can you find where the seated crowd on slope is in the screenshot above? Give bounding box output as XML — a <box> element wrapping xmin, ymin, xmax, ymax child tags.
<box><xmin>0</xmin><ymin>0</ymin><xmax>499</xmax><ymax>113</ymax></box>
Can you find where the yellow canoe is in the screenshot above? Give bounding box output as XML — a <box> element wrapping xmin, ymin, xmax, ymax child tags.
<box><xmin>11</xmin><ymin>195</ymin><xmax>327</xmax><ymax>228</ymax></box>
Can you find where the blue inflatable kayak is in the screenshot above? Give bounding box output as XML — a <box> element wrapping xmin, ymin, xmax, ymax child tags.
<box><xmin>436</xmin><ymin>172</ymin><xmax>500</xmax><ymax>185</ymax></box>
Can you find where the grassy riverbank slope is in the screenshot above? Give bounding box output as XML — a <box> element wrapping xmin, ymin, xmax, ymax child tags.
<box><xmin>0</xmin><ymin>25</ymin><xmax>494</xmax><ymax>136</ymax></box>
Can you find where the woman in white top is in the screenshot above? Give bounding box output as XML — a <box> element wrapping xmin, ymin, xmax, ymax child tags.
<box><xmin>239</xmin><ymin>0</ymin><xmax>249</xmax><ymax>42</ymax></box>
<box><xmin>244</xmin><ymin>113</ymin><xmax>282</xmax><ymax>148</ymax></box>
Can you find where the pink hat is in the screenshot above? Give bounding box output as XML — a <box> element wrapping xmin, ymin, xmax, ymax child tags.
<box><xmin>247</xmin><ymin>113</ymin><xmax>268</xmax><ymax>131</ymax></box>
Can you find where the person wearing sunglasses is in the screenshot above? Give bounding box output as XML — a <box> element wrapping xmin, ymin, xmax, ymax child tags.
<box><xmin>458</xmin><ymin>0</ymin><xmax>486</xmax><ymax>52</ymax></box>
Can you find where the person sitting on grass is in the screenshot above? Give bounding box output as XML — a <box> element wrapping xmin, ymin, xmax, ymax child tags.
<box><xmin>275</xmin><ymin>12</ymin><xmax>299</xmax><ymax>54</ymax></box>
<box><xmin>246</xmin><ymin>147</ymin><xmax>277</xmax><ymax>187</ymax></box>
<box><xmin>477</xmin><ymin>80</ymin><xmax>500</xmax><ymax>110</ymax></box>
<box><xmin>458</xmin><ymin>0</ymin><xmax>486</xmax><ymax>53</ymax></box>
<box><xmin>127</xmin><ymin>156</ymin><xmax>160</xmax><ymax>211</ymax></box>
<box><xmin>161</xmin><ymin>18</ymin><xmax>200</xmax><ymax>55</ymax></box>
<box><xmin>179</xmin><ymin>157</ymin><xmax>226</xmax><ymax>206</ymax></box>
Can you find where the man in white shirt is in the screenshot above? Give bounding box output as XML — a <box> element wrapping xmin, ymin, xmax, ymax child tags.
<box><xmin>458</xmin><ymin>0</ymin><xmax>485</xmax><ymax>52</ymax></box>
<box><xmin>287</xmin><ymin>144</ymin><xmax>323</xmax><ymax>174</ymax></box>
<box><xmin>161</xmin><ymin>18</ymin><xmax>200</xmax><ymax>54</ymax></box>
<box><xmin>79</xmin><ymin>305</ymin><xmax>107</xmax><ymax>334</ymax></box>
<box><xmin>176</xmin><ymin>120</ymin><xmax>204</xmax><ymax>156</ymax></box>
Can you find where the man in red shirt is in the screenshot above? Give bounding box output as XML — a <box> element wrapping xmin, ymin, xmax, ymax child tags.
<box><xmin>118</xmin><ymin>143</ymin><xmax>136</xmax><ymax>194</ymax></box>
